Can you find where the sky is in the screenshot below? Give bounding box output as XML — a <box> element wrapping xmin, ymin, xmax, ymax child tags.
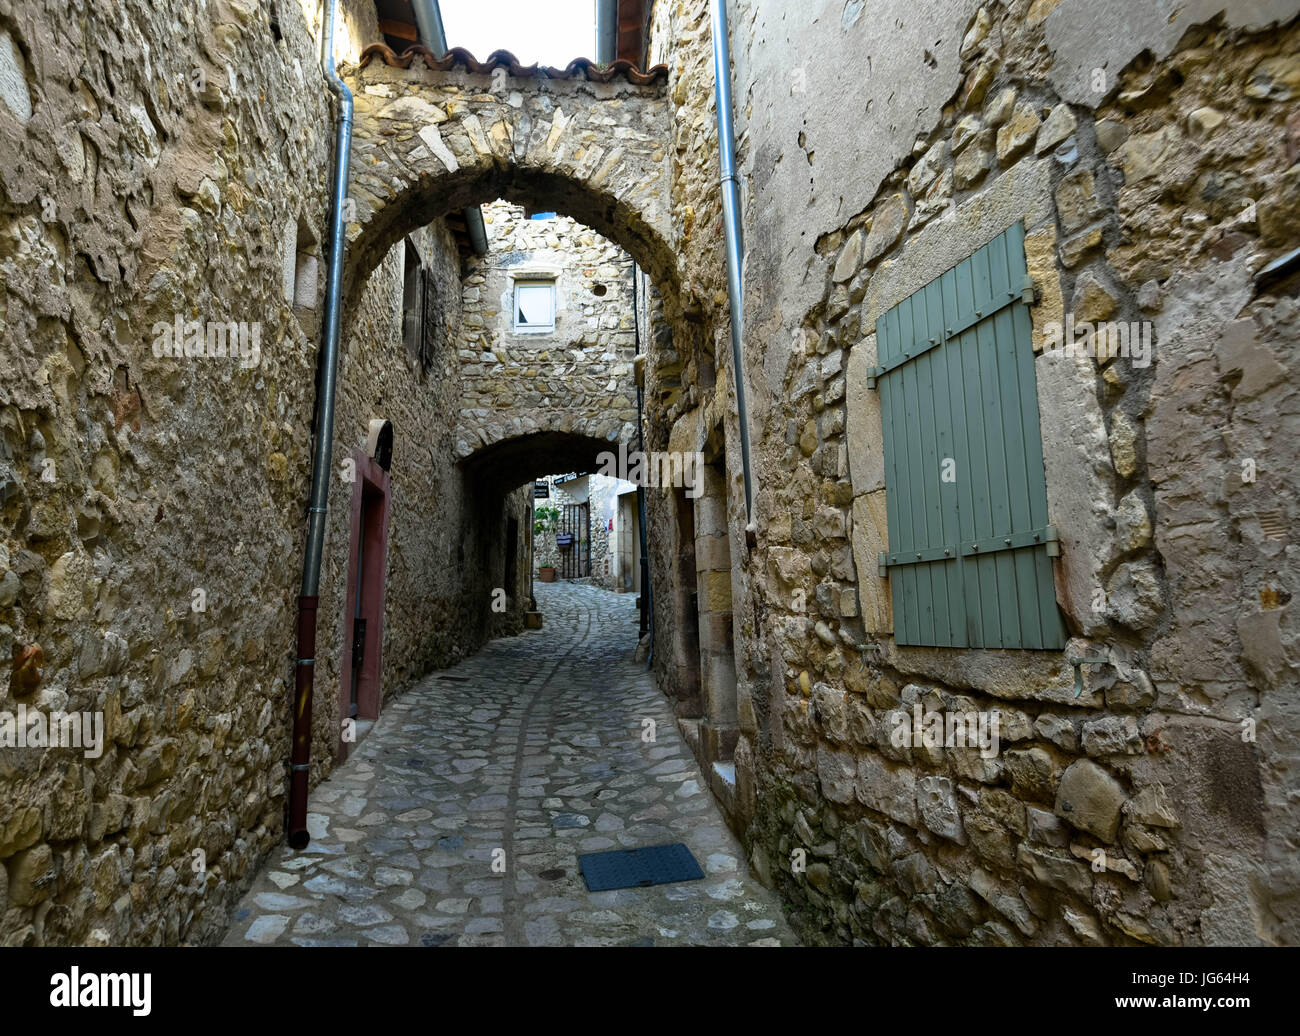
<box><xmin>439</xmin><ymin>0</ymin><xmax>597</xmax><ymax>67</ymax></box>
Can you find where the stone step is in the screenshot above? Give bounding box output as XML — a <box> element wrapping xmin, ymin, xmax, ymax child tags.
<box><xmin>709</xmin><ymin>761</ymin><xmax>737</xmax><ymax>817</ymax></box>
<box><xmin>676</xmin><ymin>716</ymin><xmax>701</xmax><ymax>758</ymax></box>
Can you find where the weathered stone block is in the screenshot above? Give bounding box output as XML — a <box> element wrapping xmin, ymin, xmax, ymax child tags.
<box><xmin>863</xmin><ymin>193</ymin><xmax>910</xmax><ymax>267</ymax></box>
<box><xmin>1036</xmin><ymin>103</ymin><xmax>1077</xmax><ymax>155</ymax></box>
<box><xmin>996</xmin><ymin>103</ymin><xmax>1041</xmax><ymax>165</ymax></box>
<box><xmin>916</xmin><ymin>775</ymin><xmax>966</xmax><ymax>843</ymax></box>
<box><xmin>1035</xmin><ymin>713</ymin><xmax>1078</xmax><ymax>751</ymax></box>
<box><xmin>812</xmin><ymin>682</ymin><xmax>849</xmax><ymax>743</ymax></box>
<box><xmin>1016</xmin><ymin>843</ymin><xmax>1092</xmax><ymax>898</ymax></box>
<box><xmin>1055</xmin><ymin>759</ymin><xmax>1126</xmax><ymax>841</ymax></box>
<box><xmin>1112</xmin><ymin>126</ymin><xmax>1180</xmax><ymax>185</ymax></box>
<box><xmin>981</xmin><ymin>788</ymin><xmax>1028</xmax><ymax>837</ymax></box>
<box><xmin>1026</xmin><ymin>804</ymin><xmax>1069</xmax><ymax>846</ymax></box>
<box><xmin>1072</xmin><ymin>270</ymin><xmax>1119</xmax><ymax>323</ymax></box>
<box><xmin>1059</xmin><ymin>222</ymin><xmax>1104</xmax><ymax>270</ymax></box>
<box><xmin>1104</xmin><ymin>560</ymin><xmax>1163</xmax><ymax>630</ymax></box>
<box><xmin>5</xmin><ymin>844</ymin><xmax>56</xmax><ymax>906</ymax></box>
<box><xmin>0</xmin><ymin>808</ymin><xmax>42</xmax><ymax>860</ymax></box>
<box><xmin>1005</xmin><ymin>746</ymin><xmax>1058</xmax><ymax>804</ymax></box>
<box><xmin>1125</xmin><ymin>784</ymin><xmax>1180</xmax><ymax>828</ymax></box>
<box><xmin>1081</xmin><ymin>715</ymin><xmax>1141</xmax><ymax>756</ymax></box>
<box><xmin>850</xmin><ymin>491</ymin><xmax>892</xmax><ymax>634</ymax></box>
<box><xmin>1055</xmin><ymin>166</ymin><xmax>1103</xmax><ymax>234</ymax></box>
<box><xmin>845</xmin><ymin>334</ymin><xmax>884</xmax><ymax>496</ymax></box>
<box><xmin>855</xmin><ymin>753</ymin><xmax>918</xmax><ymax>827</ymax></box>
<box><xmin>833</xmin><ymin>229</ymin><xmax>864</xmax><ymax>283</ymax></box>
<box><xmin>698</xmin><ymin>569</ymin><xmax>734</xmax><ymax>613</ymax></box>
<box><xmin>984</xmin><ymin>87</ymin><xmax>1016</xmax><ymax>127</ymax></box>
<box><xmin>816</xmin><ymin>744</ymin><xmax>856</xmax><ymax>804</ymax></box>
<box><xmin>965</xmin><ymin>812</ymin><xmax>1016</xmax><ymax>868</ymax></box>
<box><xmin>954</xmin><ymin>134</ymin><xmax>994</xmax><ymax>189</ymax></box>
<box><xmin>1035</xmin><ymin>347</ymin><xmax>1115</xmax><ymax>635</ymax></box>
<box><xmin>908</xmin><ymin>140</ymin><xmax>949</xmax><ymax>197</ymax></box>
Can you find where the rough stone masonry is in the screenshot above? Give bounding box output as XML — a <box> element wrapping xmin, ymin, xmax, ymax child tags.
<box><xmin>644</xmin><ymin>0</ymin><xmax>1300</xmax><ymax>946</ymax></box>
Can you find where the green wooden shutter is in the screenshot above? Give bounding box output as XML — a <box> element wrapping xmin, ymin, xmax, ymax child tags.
<box><xmin>873</xmin><ymin>222</ymin><xmax>1065</xmax><ymax>649</ymax></box>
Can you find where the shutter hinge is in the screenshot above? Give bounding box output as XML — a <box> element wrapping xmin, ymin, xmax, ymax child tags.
<box><xmin>1021</xmin><ymin>273</ymin><xmax>1036</xmax><ymax>306</ymax></box>
<box><xmin>877</xmin><ymin>552</ymin><xmax>888</xmax><ymax>578</ymax></box>
<box><xmin>1066</xmin><ymin>653</ymin><xmax>1112</xmax><ymax>698</ymax></box>
<box><xmin>866</xmin><ymin>366</ymin><xmax>882</xmax><ymax>390</ymax></box>
<box><xmin>1044</xmin><ymin>523</ymin><xmax>1060</xmax><ymax>558</ymax></box>
<box><xmin>857</xmin><ymin>643</ymin><xmax>883</xmax><ymax>670</ymax></box>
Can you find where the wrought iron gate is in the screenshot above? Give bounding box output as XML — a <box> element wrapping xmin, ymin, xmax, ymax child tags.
<box><xmin>559</xmin><ymin>502</ymin><xmax>590</xmax><ymax>579</ymax></box>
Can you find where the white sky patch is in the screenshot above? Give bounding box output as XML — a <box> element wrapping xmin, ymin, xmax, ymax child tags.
<box><xmin>439</xmin><ymin>0</ymin><xmax>596</xmax><ymax>67</ymax></box>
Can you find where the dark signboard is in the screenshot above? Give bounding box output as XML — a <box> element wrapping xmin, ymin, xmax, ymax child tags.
<box><xmin>534</xmin><ymin>481</ymin><xmax>550</xmax><ymax>499</ymax></box>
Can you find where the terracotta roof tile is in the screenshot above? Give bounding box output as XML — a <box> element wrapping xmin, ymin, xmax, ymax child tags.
<box><xmin>355</xmin><ymin>44</ymin><xmax>668</xmax><ymax>86</ymax></box>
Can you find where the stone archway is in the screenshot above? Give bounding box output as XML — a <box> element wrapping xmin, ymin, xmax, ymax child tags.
<box><xmin>337</xmin><ymin>45</ymin><xmax>674</xmax><ymax>698</ymax></box>
<box><xmin>462</xmin><ymin>427</ymin><xmax>632</xmax><ymax>494</ymax></box>
<box><xmin>342</xmin><ymin>46</ymin><xmax>676</xmax><ymax>305</ymax></box>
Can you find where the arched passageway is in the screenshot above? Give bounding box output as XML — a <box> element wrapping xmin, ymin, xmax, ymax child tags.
<box><xmin>463</xmin><ymin>429</ymin><xmax>629</xmax><ymax>494</ymax></box>
<box><xmin>300</xmin><ymin>45</ymin><xmax>746</xmax><ymax>933</ymax></box>
<box><xmin>342</xmin><ymin>46</ymin><xmax>678</xmax><ymax>307</ymax></box>
<box><xmin>322</xmin><ymin>39</ymin><xmax>684</xmax><ymax>741</ymax></box>
<box><xmin>336</xmin><ymin>48</ymin><xmax>684</xmax><ymax>628</ymax></box>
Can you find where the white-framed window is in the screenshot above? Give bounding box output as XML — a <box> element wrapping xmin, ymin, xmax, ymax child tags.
<box><xmin>514</xmin><ymin>279</ymin><xmax>556</xmax><ymax>333</ymax></box>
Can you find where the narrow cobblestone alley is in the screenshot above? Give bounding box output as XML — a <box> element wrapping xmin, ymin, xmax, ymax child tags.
<box><xmin>5</xmin><ymin>0</ymin><xmax>1297</xmax><ymax>974</ymax></box>
<box><xmin>222</xmin><ymin>584</ymin><xmax>796</xmax><ymax>947</ymax></box>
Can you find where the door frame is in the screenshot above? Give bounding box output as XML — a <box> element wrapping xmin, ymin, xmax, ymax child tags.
<box><xmin>338</xmin><ymin>448</ymin><xmax>391</xmax><ymax>760</ymax></box>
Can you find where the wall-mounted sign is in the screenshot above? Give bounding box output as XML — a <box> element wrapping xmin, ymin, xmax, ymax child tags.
<box><xmin>556</xmin><ymin>533</ymin><xmax>574</xmax><ymax>548</ymax></box>
<box><xmin>534</xmin><ymin>481</ymin><xmax>550</xmax><ymax>499</ymax></box>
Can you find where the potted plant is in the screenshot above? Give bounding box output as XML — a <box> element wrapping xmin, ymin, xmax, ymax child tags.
<box><xmin>534</xmin><ymin>505</ymin><xmax>560</xmax><ymax>582</ymax></box>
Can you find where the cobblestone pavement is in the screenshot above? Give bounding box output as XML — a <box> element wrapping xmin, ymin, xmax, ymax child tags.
<box><xmin>223</xmin><ymin>582</ymin><xmax>797</xmax><ymax>946</ymax></box>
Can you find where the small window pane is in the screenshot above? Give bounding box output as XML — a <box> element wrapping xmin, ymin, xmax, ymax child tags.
<box><xmin>516</xmin><ymin>282</ymin><xmax>554</xmax><ymax>329</ymax></box>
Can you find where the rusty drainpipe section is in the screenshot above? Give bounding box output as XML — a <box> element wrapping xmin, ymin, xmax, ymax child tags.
<box><xmin>289</xmin><ymin>0</ymin><xmax>353</xmax><ymax>850</ymax></box>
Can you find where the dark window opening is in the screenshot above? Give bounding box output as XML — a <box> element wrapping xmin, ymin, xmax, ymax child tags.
<box><xmin>402</xmin><ymin>237</ymin><xmax>444</xmax><ymax>373</ymax></box>
<box><xmin>402</xmin><ymin>238</ymin><xmax>423</xmax><ymax>365</ymax></box>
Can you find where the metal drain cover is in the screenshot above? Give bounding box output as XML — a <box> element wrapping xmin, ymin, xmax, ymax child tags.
<box><xmin>577</xmin><ymin>843</ymin><xmax>705</xmax><ymax>892</ymax></box>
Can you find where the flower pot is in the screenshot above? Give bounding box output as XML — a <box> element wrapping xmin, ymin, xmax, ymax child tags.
<box><xmin>538</xmin><ymin>566</ymin><xmax>557</xmax><ymax>583</ymax></box>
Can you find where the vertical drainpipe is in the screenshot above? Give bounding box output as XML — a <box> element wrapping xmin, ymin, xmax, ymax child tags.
<box><xmin>289</xmin><ymin>0</ymin><xmax>353</xmax><ymax>850</ymax></box>
<box><xmin>709</xmin><ymin>0</ymin><xmax>755</xmax><ymax>536</ymax></box>
<box><xmin>596</xmin><ymin>0</ymin><xmax>619</xmax><ymax>63</ymax></box>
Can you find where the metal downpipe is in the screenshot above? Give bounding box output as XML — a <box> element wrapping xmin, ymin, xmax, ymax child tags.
<box><xmin>289</xmin><ymin>0</ymin><xmax>353</xmax><ymax>850</ymax></box>
<box><xmin>596</xmin><ymin>0</ymin><xmax>619</xmax><ymax>63</ymax></box>
<box><xmin>410</xmin><ymin>0</ymin><xmax>449</xmax><ymax>53</ymax></box>
<box><xmin>709</xmin><ymin>0</ymin><xmax>755</xmax><ymax>532</ymax></box>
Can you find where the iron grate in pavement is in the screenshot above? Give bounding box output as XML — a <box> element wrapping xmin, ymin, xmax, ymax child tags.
<box><xmin>578</xmin><ymin>843</ymin><xmax>705</xmax><ymax>892</ymax></box>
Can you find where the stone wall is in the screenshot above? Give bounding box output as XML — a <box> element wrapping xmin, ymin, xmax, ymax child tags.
<box><xmin>0</xmin><ymin>0</ymin><xmax>523</xmax><ymax>946</ymax></box>
<box><xmin>649</xmin><ymin>0</ymin><xmax>1300</xmax><ymax>945</ymax></box>
<box><xmin>456</xmin><ymin>201</ymin><xmax>639</xmax><ymax>459</ymax></box>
